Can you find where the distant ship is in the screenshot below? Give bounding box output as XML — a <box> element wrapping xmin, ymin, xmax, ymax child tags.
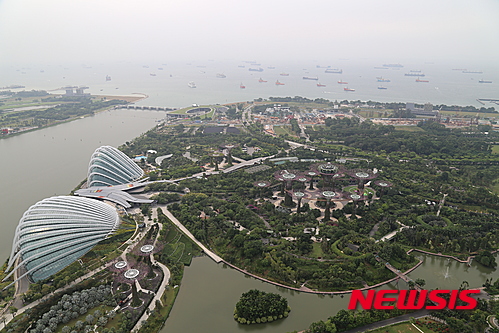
<box><xmin>479</xmin><ymin>80</ymin><xmax>492</xmax><ymax>83</ymax></box>
<box><xmin>303</xmin><ymin>76</ymin><xmax>319</xmax><ymax>80</ymax></box>
<box><xmin>158</xmin><ymin>68</ymin><xmax>163</xmax><ymax>70</ymax></box>
<box><xmin>410</xmin><ymin>70</ymin><xmax>422</xmax><ymax>72</ymax></box>
<box><xmin>267</xmin><ymin>66</ymin><xmax>275</xmax><ymax>69</ymax></box>
<box><xmin>280</xmin><ymin>73</ymin><xmax>289</xmax><ymax>76</ymax></box>
<box><xmin>216</xmin><ymin>73</ymin><xmax>227</xmax><ymax>78</ymax></box>
<box><xmin>275</xmin><ymin>80</ymin><xmax>285</xmax><ymax>85</ymax></box>
<box><xmin>382</xmin><ymin>63</ymin><xmax>403</xmax><ymax>68</ymax></box>
<box><xmin>258</xmin><ymin>78</ymin><xmax>267</xmax><ymax>83</ymax></box>
<box><xmin>325</xmin><ymin>68</ymin><xmax>342</xmax><ymax>74</ymax></box>
<box><xmin>463</xmin><ymin>70</ymin><xmax>483</xmax><ymax>74</ymax></box>
<box><xmin>378</xmin><ymin>86</ymin><xmax>387</xmax><ymax>90</ymax></box>
<box><xmin>344</xmin><ymin>87</ymin><xmax>355</xmax><ymax>91</ymax></box>
<box><xmin>240</xmin><ymin>83</ymin><xmax>246</xmax><ymax>89</ymax></box>
<box><xmin>377</xmin><ymin>77</ymin><xmax>391</xmax><ymax>82</ymax></box>
<box><xmin>106</xmin><ymin>75</ymin><xmax>111</xmax><ymax>81</ymax></box>
<box><xmin>404</xmin><ymin>73</ymin><xmax>425</xmax><ymax>77</ymax></box>
<box><xmin>150</xmin><ymin>73</ymin><xmax>156</xmax><ymax>76</ymax></box>
<box><xmin>317</xmin><ymin>83</ymin><xmax>326</xmax><ymax>87</ymax></box>
<box><xmin>188</xmin><ymin>81</ymin><xmax>196</xmax><ymax>88</ymax></box>
<box><xmin>337</xmin><ymin>80</ymin><xmax>348</xmax><ymax>84</ymax></box>
<box><xmin>249</xmin><ymin>67</ymin><xmax>263</xmax><ymax>72</ymax></box>
<box><xmin>238</xmin><ymin>65</ymin><xmax>245</xmax><ymax>68</ymax></box>
<box><xmin>416</xmin><ymin>78</ymin><xmax>429</xmax><ymax>83</ymax></box>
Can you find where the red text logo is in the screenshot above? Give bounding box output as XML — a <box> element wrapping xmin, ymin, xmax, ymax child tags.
<box><xmin>348</xmin><ymin>289</ymin><xmax>480</xmax><ymax>310</ymax></box>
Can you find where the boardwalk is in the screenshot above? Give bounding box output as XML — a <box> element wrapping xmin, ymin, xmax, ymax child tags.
<box><xmin>375</xmin><ymin>255</ymin><xmax>423</xmax><ymax>290</ymax></box>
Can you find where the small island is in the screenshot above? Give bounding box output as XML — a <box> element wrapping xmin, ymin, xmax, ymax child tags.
<box><xmin>234</xmin><ymin>289</ymin><xmax>290</xmax><ymax>325</ymax></box>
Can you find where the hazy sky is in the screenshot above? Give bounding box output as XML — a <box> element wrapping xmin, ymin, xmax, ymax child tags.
<box><xmin>0</xmin><ymin>0</ymin><xmax>498</xmax><ymax>65</ymax></box>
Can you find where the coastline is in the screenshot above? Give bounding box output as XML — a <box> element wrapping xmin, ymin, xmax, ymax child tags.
<box><xmin>0</xmin><ymin>93</ymin><xmax>149</xmax><ymax>140</ymax></box>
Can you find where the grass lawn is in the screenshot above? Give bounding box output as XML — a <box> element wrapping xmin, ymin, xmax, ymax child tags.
<box><xmin>491</xmin><ymin>145</ymin><xmax>499</xmax><ymax>154</ymax></box>
<box><xmin>367</xmin><ymin>321</ymin><xmax>438</xmax><ymax>333</ymax></box>
<box><xmin>439</xmin><ymin>110</ymin><xmax>498</xmax><ymax>119</ymax></box>
<box><xmin>310</xmin><ymin>242</ymin><xmax>325</xmax><ymax>259</ymax></box>
<box><xmin>394</xmin><ymin>126</ymin><xmax>424</xmax><ymax>132</ymax></box>
<box><xmin>273</xmin><ymin>125</ymin><xmax>296</xmax><ymax>137</ymax></box>
<box><xmin>169</xmin><ymin>105</ymin><xmax>212</xmax><ymax>115</ymax></box>
<box><xmin>343</xmin><ymin>185</ymin><xmax>376</xmax><ymax>196</ymax></box>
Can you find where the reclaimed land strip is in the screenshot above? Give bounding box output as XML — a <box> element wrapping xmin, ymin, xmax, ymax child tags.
<box><xmin>222</xmin><ymin>259</ymin><xmax>423</xmax><ymax>295</ymax></box>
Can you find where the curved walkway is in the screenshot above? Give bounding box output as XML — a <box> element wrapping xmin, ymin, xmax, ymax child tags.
<box><xmin>222</xmin><ymin>259</ymin><xmax>423</xmax><ymax>295</ymax></box>
<box><xmin>159</xmin><ymin>206</ymin><xmax>223</xmax><ymax>263</ymax></box>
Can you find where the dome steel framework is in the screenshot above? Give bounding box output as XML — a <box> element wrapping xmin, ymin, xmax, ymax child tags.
<box><xmin>3</xmin><ymin>196</ymin><xmax>120</xmax><ymax>287</ymax></box>
<box><xmin>87</xmin><ymin>146</ymin><xmax>144</xmax><ymax>187</ymax></box>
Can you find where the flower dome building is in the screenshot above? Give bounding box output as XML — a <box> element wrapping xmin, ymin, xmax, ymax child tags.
<box><xmin>3</xmin><ymin>196</ymin><xmax>120</xmax><ymax>286</ymax></box>
<box><xmin>87</xmin><ymin>146</ymin><xmax>144</xmax><ymax>187</ymax></box>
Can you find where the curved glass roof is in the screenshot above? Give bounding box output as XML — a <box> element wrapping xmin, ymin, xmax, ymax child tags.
<box><xmin>87</xmin><ymin>146</ymin><xmax>144</xmax><ymax>187</ymax></box>
<box><xmin>4</xmin><ymin>196</ymin><xmax>119</xmax><ymax>285</ymax></box>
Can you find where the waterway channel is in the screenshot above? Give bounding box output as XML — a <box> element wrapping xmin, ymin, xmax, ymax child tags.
<box><xmin>1</xmin><ymin>109</ymin><xmax>499</xmax><ymax>332</ymax></box>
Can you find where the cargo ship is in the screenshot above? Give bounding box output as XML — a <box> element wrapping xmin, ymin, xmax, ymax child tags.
<box><xmin>240</xmin><ymin>83</ymin><xmax>246</xmax><ymax>89</ymax></box>
<box><xmin>275</xmin><ymin>80</ymin><xmax>285</xmax><ymax>85</ymax></box>
<box><xmin>258</xmin><ymin>78</ymin><xmax>267</xmax><ymax>83</ymax></box>
<box><xmin>303</xmin><ymin>76</ymin><xmax>319</xmax><ymax>80</ymax></box>
<box><xmin>416</xmin><ymin>78</ymin><xmax>429</xmax><ymax>83</ymax></box>
<box><xmin>249</xmin><ymin>67</ymin><xmax>264</xmax><ymax>72</ymax></box>
<box><xmin>377</xmin><ymin>86</ymin><xmax>387</xmax><ymax>90</ymax></box>
<box><xmin>404</xmin><ymin>73</ymin><xmax>425</xmax><ymax>77</ymax></box>
<box><xmin>463</xmin><ymin>70</ymin><xmax>483</xmax><ymax>74</ymax></box>
<box><xmin>216</xmin><ymin>73</ymin><xmax>226</xmax><ymax>78</ymax></box>
<box><xmin>479</xmin><ymin>80</ymin><xmax>492</xmax><ymax>83</ymax></box>
<box><xmin>325</xmin><ymin>68</ymin><xmax>342</xmax><ymax>74</ymax></box>
<box><xmin>382</xmin><ymin>63</ymin><xmax>403</xmax><ymax>68</ymax></box>
<box><xmin>317</xmin><ymin>83</ymin><xmax>326</xmax><ymax>87</ymax></box>
<box><xmin>337</xmin><ymin>80</ymin><xmax>348</xmax><ymax>84</ymax></box>
<box><xmin>188</xmin><ymin>81</ymin><xmax>196</xmax><ymax>88</ymax></box>
<box><xmin>344</xmin><ymin>87</ymin><xmax>355</xmax><ymax>91</ymax></box>
<box><xmin>377</xmin><ymin>77</ymin><xmax>391</xmax><ymax>82</ymax></box>
<box><xmin>280</xmin><ymin>73</ymin><xmax>289</xmax><ymax>76</ymax></box>
<box><xmin>106</xmin><ymin>75</ymin><xmax>111</xmax><ymax>81</ymax></box>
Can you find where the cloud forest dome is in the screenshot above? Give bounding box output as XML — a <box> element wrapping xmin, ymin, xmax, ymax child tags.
<box><xmin>3</xmin><ymin>196</ymin><xmax>119</xmax><ymax>286</ymax></box>
<box><xmin>87</xmin><ymin>145</ymin><xmax>144</xmax><ymax>187</ymax></box>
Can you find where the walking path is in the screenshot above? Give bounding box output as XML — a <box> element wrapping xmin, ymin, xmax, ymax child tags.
<box><xmin>159</xmin><ymin>206</ymin><xmax>223</xmax><ymax>263</ymax></box>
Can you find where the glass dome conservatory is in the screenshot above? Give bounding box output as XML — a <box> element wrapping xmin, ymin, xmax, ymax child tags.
<box><xmin>87</xmin><ymin>146</ymin><xmax>144</xmax><ymax>187</ymax></box>
<box><xmin>4</xmin><ymin>196</ymin><xmax>120</xmax><ymax>285</ymax></box>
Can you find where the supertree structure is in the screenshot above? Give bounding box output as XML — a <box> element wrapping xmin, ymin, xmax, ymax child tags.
<box><xmin>304</xmin><ymin>171</ymin><xmax>318</xmax><ymax>190</ymax></box>
<box><xmin>346</xmin><ymin>169</ymin><xmax>378</xmax><ymax>193</ymax></box>
<box><xmin>131</xmin><ymin>240</ymin><xmax>164</xmax><ymax>279</ymax></box>
<box><xmin>288</xmin><ymin>189</ymin><xmax>309</xmax><ymax>213</ymax></box>
<box><xmin>342</xmin><ymin>190</ymin><xmax>367</xmax><ymax>216</ymax></box>
<box><xmin>210</xmin><ymin>151</ymin><xmax>224</xmax><ymax>171</ymax></box>
<box><xmin>115</xmin><ymin>261</ymin><xmax>150</xmax><ymax>307</ymax></box>
<box><xmin>319</xmin><ymin>189</ymin><xmax>343</xmax><ymax>221</ymax></box>
<box><xmin>253</xmin><ymin>180</ymin><xmax>271</xmax><ymax>199</ymax></box>
<box><xmin>312</xmin><ymin>163</ymin><xmax>344</xmax><ymax>188</ymax></box>
<box><xmin>222</xmin><ymin>144</ymin><xmax>237</xmax><ymax>166</ymax></box>
<box><xmin>274</xmin><ymin>170</ymin><xmax>302</xmax><ymax>206</ymax></box>
<box><xmin>295</xmin><ymin>175</ymin><xmax>311</xmax><ymax>190</ymax></box>
<box><xmin>374</xmin><ymin>179</ymin><xmax>393</xmax><ymax>197</ymax></box>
